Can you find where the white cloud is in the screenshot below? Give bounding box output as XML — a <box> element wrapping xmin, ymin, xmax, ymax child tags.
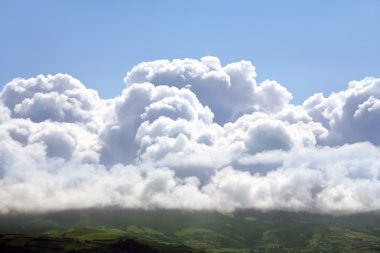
<box><xmin>204</xmin><ymin>142</ymin><xmax>380</xmax><ymax>213</ymax></box>
<box><xmin>0</xmin><ymin>74</ymin><xmax>102</xmax><ymax>128</ymax></box>
<box><xmin>303</xmin><ymin>77</ymin><xmax>380</xmax><ymax>146</ymax></box>
<box><xmin>99</xmin><ymin>82</ymin><xmax>213</xmax><ymax>165</ymax></box>
<box><xmin>254</xmin><ymin>80</ymin><xmax>293</xmax><ymax>113</ymax></box>
<box><xmin>125</xmin><ymin>57</ymin><xmax>292</xmax><ymax>123</ymax></box>
<box><xmin>0</xmin><ymin>103</ymin><xmax>10</xmax><ymax>123</ymax></box>
<box><xmin>0</xmin><ymin>57</ymin><xmax>380</xmax><ymax>214</ymax></box>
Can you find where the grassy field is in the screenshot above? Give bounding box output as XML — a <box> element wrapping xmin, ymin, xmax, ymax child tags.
<box><xmin>1</xmin><ymin>209</ymin><xmax>380</xmax><ymax>252</ymax></box>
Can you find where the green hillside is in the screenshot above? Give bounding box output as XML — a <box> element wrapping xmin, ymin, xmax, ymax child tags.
<box><xmin>1</xmin><ymin>209</ymin><xmax>380</xmax><ymax>252</ymax></box>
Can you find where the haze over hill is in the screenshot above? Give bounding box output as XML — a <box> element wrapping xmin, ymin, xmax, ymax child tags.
<box><xmin>1</xmin><ymin>57</ymin><xmax>380</xmax><ymax>214</ymax></box>
<box><xmin>1</xmin><ymin>208</ymin><xmax>380</xmax><ymax>252</ymax></box>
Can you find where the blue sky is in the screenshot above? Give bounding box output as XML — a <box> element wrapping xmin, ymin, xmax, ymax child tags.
<box><xmin>1</xmin><ymin>0</ymin><xmax>379</xmax><ymax>104</ymax></box>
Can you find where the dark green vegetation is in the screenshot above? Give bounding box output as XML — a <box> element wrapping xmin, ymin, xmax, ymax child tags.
<box><xmin>1</xmin><ymin>209</ymin><xmax>380</xmax><ymax>252</ymax></box>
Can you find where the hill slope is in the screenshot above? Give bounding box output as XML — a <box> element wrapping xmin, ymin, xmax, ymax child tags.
<box><xmin>1</xmin><ymin>209</ymin><xmax>380</xmax><ymax>252</ymax></box>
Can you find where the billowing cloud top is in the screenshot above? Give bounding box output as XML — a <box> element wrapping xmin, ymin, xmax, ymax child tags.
<box><xmin>1</xmin><ymin>57</ymin><xmax>380</xmax><ymax>214</ymax></box>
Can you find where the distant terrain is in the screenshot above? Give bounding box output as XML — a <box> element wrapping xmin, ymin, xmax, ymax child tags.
<box><xmin>1</xmin><ymin>209</ymin><xmax>380</xmax><ymax>252</ymax></box>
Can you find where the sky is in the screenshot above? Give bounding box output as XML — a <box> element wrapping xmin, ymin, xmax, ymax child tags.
<box><xmin>1</xmin><ymin>1</ymin><xmax>380</xmax><ymax>215</ymax></box>
<box><xmin>1</xmin><ymin>0</ymin><xmax>379</xmax><ymax>104</ymax></box>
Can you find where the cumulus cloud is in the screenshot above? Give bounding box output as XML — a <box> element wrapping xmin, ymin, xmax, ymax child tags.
<box><xmin>0</xmin><ymin>74</ymin><xmax>103</xmax><ymax>127</ymax></box>
<box><xmin>303</xmin><ymin>77</ymin><xmax>380</xmax><ymax>146</ymax></box>
<box><xmin>125</xmin><ymin>57</ymin><xmax>292</xmax><ymax>123</ymax></box>
<box><xmin>204</xmin><ymin>142</ymin><xmax>380</xmax><ymax>213</ymax></box>
<box><xmin>0</xmin><ymin>57</ymin><xmax>380</xmax><ymax>214</ymax></box>
<box><xmin>99</xmin><ymin>82</ymin><xmax>213</xmax><ymax>166</ymax></box>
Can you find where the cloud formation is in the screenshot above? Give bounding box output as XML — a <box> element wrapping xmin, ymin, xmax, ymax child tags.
<box><xmin>0</xmin><ymin>57</ymin><xmax>380</xmax><ymax>214</ymax></box>
<box><xmin>125</xmin><ymin>57</ymin><xmax>292</xmax><ymax>123</ymax></box>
